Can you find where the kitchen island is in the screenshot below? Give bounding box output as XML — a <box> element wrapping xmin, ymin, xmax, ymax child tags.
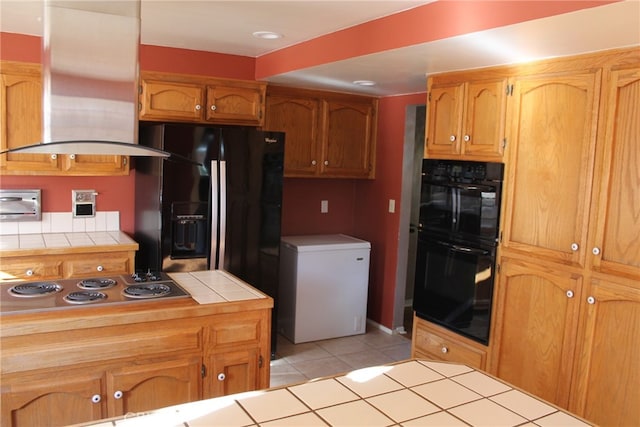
<box><xmin>0</xmin><ymin>269</ymin><xmax>273</xmax><ymax>427</ymax></box>
<box><xmin>79</xmin><ymin>358</ymin><xmax>591</xmax><ymax>426</ymax></box>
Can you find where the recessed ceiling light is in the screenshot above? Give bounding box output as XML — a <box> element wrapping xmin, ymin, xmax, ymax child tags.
<box><xmin>353</xmin><ymin>80</ymin><xmax>376</xmax><ymax>86</ymax></box>
<box><xmin>252</xmin><ymin>31</ymin><xmax>283</xmax><ymax>40</ymax></box>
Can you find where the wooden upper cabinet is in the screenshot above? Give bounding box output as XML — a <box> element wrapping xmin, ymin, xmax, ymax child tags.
<box><xmin>139</xmin><ymin>72</ymin><xmax>266</xmax><ymax>126</ymax></box>
<box><xmin>206</xmin><ymin>84</ymin><xmax>265</xmax><ymax>126</ymax></box>
<box><xmin>589</xmin><ymin>66</ymin><xmax>640</xmax><ymax>280</ymax></box>
<box><xmin>265</xmin><ymin>94</ymin><xmax>320</xmax><ymax>176</ymax></box>
<box><xmin>425</xmin><ymin>74</ymin><xmax>506</xmax><ymax>160</ymax></box>
<box><xmin>0</xmin><ymin>61</ymin><xmax>128</xmax><ymax>176</ymax></box>
<box><xmin>264</xmin><ymin>86</ymin><xmax>377</xmax><ymax>179</ymax></box>
<box><xmin>501</xmin><ymin>70</ymin><xmax>601</xmax><ymax>267</ymax></box>
<box><xmin>139</xmin><ymin>79</ymin><xmax>205</xmax><ymax>121</ymax></box>
<box><xmin>322</xmin><ymin>99</ymin><xmax>376</xmax><ymax>178</ymax></box>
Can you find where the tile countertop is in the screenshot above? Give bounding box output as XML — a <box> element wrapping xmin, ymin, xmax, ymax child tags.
<box><xmin>0</xmin><ymin>231</ymin><xmax>138</xmax><ymax>253</ymax></box>
<box><xmin>80</xmin><ymin>359</ymin><xmax>591</xmax><ymax>427</ymax></box>
<box><xmin>168</xmin><ymin>270</ymin><xmax>269</xmax><ymax>304</ymax></box>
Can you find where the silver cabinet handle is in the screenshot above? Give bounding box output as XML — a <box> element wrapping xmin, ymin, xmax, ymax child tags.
<box><xmin>587</xmin><ymin>296</ymin><xmax>596</xmax><ymax>304</ymax></box>
<box><xmin>114</xmin><ymin>390</ymin><xmax>123</xmax><ymax>399</ymax></box>
<box><xmin>26</xmin><ymin>269</ymin><xmax>34</xmax><ymax>276</ymax></box>
<box><xmin>592</xmin><ymin>247</ymin><xmax>601</xmax><ymax>255</ymax></box>
<box><xmin>195</xmin><ymin>104</ymin><xmax>201</xmax><ymax>111</ymax></box>
<box><xmin>97</xmin><ymin>265</ymin><xmax>104</xmax><ymax>272</ymax></box>
<box><xmin>217</xmin><ymin>373</ymin><xmax>226</xmax><ymax>381</ymax></box>
<box><xmin>566</xmin><ymin>290</ymin><xmax>574</xmax><ymax>298</ymax></box>
<box><xmin>210</xmin><ymin>105</ymin><xmax>217</xmax><ymax>111</ymax></box>
<box><xmin>463</xmin><ymin>135</ymin><xmax>471</xmax><ymax>142</ymax></box>
<box><xmin>441</xmin><ymin>346</ymin><xmax>449</xmax><ymax>354</ymax></box>
<box><xmin>571</xmin><ymin>243</ymin><xmax>579</xmax><ymax>251</ymax></box>
<box><xmin>91</xmin><ymin>394</ymin><xmax>101</xmax><ymax>403</ymax></box>
<box><xmin>449</xmin><ymin>135</ymin><xmax>456</xmax><ymax>142</ymax></box>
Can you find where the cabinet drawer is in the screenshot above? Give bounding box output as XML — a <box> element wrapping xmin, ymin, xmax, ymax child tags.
<box><xmin>208</xmin><ymin>312</ymin><xmax>264</xmax><ymax>349</ymax></box>
<box><xmin>0</xmin><ymin>257</ymin><xmax>63</xmax><ymax>281</ymax></box>
<box><xmin>63</xmin><ymin>252</ymin><xmax>133</xmax><ymax>277</ymax></box>
<box><xmin>413</xmin><ymin>320</ymin><xmax>486</xmax><ymax>369</ymax></box>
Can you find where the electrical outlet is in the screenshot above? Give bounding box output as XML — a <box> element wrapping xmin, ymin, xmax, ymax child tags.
<box><xmin>321</xmin><ymin>200</ymin><xmax>328</xmax><ymax>213</ymax></box>
<box><xmin>388</xmin><ymin>199</ymin><xmax>396</xmax><ymax>213</ymax></box>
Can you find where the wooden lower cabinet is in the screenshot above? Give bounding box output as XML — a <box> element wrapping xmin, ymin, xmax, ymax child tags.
<box><xmin>568</xmin><ymin>277</ymin><xmax>640</xmax><ymax>426</ymax></box>
<box><xmin>489</xmin><ymin>257</ymin><xmax>583</xmax><ymax>408</ymax></box>
<box><xmin>411</xmin><ymin>315</ymin><xmax>487</xmax><ymax>370</ymax></box>
<box><xmin>0</xmin><ymin>303</ymin><xmax>272</xmax><ymax>427</ymax></box>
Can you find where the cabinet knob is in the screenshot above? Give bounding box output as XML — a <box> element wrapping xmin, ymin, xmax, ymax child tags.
<box><xmin>25</xmin><ymin>269</ymin><xmax>34</xmax><ymax>276</ymax></box>
<box><xmin>566</xmin><ymin>290</ymin><xmax>574</xmax><ymax>298</ymax></box>
<box><xmin>210</xmin><ymin>104</ymin><xmax>217</xmax><ymax>111</ymax></box>
<box><xmin>449</xmin><ymin>135</ymin><xmax>456</xmax><ymax>142</ymax></box>
<box><xmin>50</xmin><ymin>154</ymin><xmax>57</xmax><ymax>160</ymax></box>
<box><xmin>311</xmin><ymin>160</ymin><xmax>317</xmax><ymax>166</ymax></box>
<box><xmin>69</xmin><ymin>154</ymin><xmax>76</xmax><ymax>160</ymax></box>
<box><xmin>463</xmin><ymin>135</ymin><xmax>471</xmax><ymax>142</ymax></box>
<box><xmin>587</xmin><ymin>296</ymin><xmax>596</xmax><ymax>305</ymax></box>
<box><xmin>570</xmin><ymin>243</ymin><xmax>579</xmax><ymax>251</ymax></box>
<box><xmin>592</xmin><ymin>247</ymin><xmax>601</xmax><ymax>255</ymax></box>
<box><xmin>441</xmin><ymin>346</ymin><xmax>449</xmax><ymax>354</ymax></box>
<box><xmin>91</xmin><ymin>394</ymin><xmax>101</xmax><ymax>403</ymax></box>
<box><xmin>195</xmin><ymin>104</ymin><xmax>201</xmax><ymax>111</ymax></box>
<box><xmin>96</xmin><ymin>265</ymin><xmax>104</xmax><ymax>272</ymax></box>
<box><xmin>113</xmin><ymin>390</ymin><xmax>123</xmax><ymax>399</ymax></box>
<box><xmin>217</xmin><ymin>373</ymin><xmax>226</xmax><ymax>381</ymax></box>
<box><xmin>324</xmin><ymin>160</ymin><xmax>329</xmax><ymax>166</ymax></box>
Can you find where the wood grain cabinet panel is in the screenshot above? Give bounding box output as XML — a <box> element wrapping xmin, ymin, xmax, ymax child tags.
<box><xmin>139</xmin><ymin>79</ymin><xmax>205</xmax><ymax>121</ymax></box>
<box><xmin>265</xmin><ymin>86</ymin><xmax>377</xmax><ymax>178</ymax></box>
<box><xmin>425</xmin><ymin>74</ymin><xmax>506</xmax><ymax>160</ymax></box>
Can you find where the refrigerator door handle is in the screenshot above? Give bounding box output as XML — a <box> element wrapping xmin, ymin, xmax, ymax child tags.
<box><xmin>210</xmin><ymin>160</ymin><xmax>220</xmax><ymax>269</ymax></box>
<box><xmin>217</xmin><ymin>160</ymin><xmax>227</xmax><ymax>269</ymax></box>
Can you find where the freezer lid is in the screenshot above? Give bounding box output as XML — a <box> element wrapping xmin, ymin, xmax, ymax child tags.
<box><xmin>281</xmin><ymin>234</ymin><xmax>371</xmax><ymax>251</ymax></box>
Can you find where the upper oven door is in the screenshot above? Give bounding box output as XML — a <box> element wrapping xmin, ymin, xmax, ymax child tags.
<box><xmin>419</xmin><ymin>178</ymin><xmax>501</xmax><ymax>243</ymax></box>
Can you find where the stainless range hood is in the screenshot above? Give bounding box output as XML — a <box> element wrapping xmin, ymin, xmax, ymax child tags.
<box><xmin>0</xmin><ymin>0</ymin><xmax>170</xmax><ymax>158</ymax></box>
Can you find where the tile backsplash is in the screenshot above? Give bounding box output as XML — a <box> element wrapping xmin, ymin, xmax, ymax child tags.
<box><xmin>0</xmin><ymin>211</ymin><xmax>120</xmax><ymax>235</ymax></box>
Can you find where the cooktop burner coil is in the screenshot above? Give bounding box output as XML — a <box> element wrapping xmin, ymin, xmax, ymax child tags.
<box><xmin>77</xmin><ymin>278</ymin><xmax>117</xmax><ymax>290</ymax></box>
<box><xmin>8</xmin><ymin>282</ymin><xmax>63</xmax><ymax>297</ymax></box>
<box><xmin>123</xmin><ymin>283</ymin><xmax>172</xmax><ymax>299</ymax></box>
<box><xmin>64</xmin><ymin>291</ymin><xmax>108</xmax><ymax>304</ymax></box>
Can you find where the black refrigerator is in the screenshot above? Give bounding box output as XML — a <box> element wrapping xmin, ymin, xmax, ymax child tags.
<box><xmin>134</xmin><ymin>123</ymin><xmax>284</xmax><ymax>356</ymax></box>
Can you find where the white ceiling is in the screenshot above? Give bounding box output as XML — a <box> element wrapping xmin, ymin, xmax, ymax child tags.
<box><xmin>1</xmin><ymin>0</ymin><xmax>639</xmax><ymax>96</ymax></box>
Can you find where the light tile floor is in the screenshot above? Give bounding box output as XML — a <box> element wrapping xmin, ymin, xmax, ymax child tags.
<box><xmin>270</xmin><ymin>325</ymin><xmax>412</xmax><ymax>388</ymax></box>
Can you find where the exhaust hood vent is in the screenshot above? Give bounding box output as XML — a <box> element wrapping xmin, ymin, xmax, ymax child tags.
<box><xmin>1</xmin><ymin>0</ymin><xmax>170</xmax><ymax>158</ymax></box>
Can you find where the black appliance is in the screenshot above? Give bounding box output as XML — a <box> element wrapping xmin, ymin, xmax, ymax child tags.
<box><xmin>134</xmin><ymin>123</ymin><xmax>284</xmax><ymax>356</ymax></box>
<box><xmin>412</xmin><ymin>159</ymin><xmax>504</xmax><ymax>344</ymax></box>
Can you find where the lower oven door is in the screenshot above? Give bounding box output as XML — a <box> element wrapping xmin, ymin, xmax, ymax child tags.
<box><xmin>413</xmin><ymin>233</ymin><xmax>496</xmax><ymax>344</ymax></box>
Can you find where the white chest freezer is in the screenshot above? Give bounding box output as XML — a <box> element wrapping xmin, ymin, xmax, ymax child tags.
<box><xmin>278</xmin><ymin>234</ymin><xmax>371</xmax><ymax>343</ymax></box>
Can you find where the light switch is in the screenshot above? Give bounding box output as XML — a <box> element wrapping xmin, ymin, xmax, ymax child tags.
<box><xmin>321</xmin><ymin>200</ymin><xmax>328</xmax><ymax>213</ymax></box>
<box><xmin>388</xmin><ymin>199</ymin><xmax>396</xmax><ymax>213</ymax></box>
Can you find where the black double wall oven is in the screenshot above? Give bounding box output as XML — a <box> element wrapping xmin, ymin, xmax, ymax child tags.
<box><xmin>413</xmin><ymin>159</ymin><xmax>504</xmax><ymax>344</ymax></box>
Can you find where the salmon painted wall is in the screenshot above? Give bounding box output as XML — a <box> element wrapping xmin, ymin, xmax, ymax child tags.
<box><xmin>355</xmin><ymin>93</ymin><xmax>426</xmax><ymax>328</ymax></box>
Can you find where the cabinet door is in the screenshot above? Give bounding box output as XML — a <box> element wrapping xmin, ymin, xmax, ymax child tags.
<box><xmin>569</xmin><ymin>278</ymin><xmax>640</xmax><ymax>426</ymax></box>
<box><xmin>1</xmin><ymin>371</ymin><xmax>104</xmax><ymax>427</ymax></box>
<box><xmin>425</xmin><ymin>82</ymin><xmax>463</xmax><ymax>157</ymax></box>
<box><xmin>589</xmin><ymin>67</ymin><xmax>640</xmax><ymax>279</ymax></box>
<box><xmin>61</xmin><ymin>154</ymin><xmax>128</xmax><ymax>175</ymax></box>
<box><xmin>461</xmin><ymin>78</ymin><xmax>506</xmax><ymax>158</ymax></box>
<box><xmin>265</xmin><ymin>95</ymin><xmax>321</xmax><ymax>177</ymax></box>
<box><xmin>0</xmin><ymin>64</ymin><xmax>60</xmax><ymax>173</ymax></box>
<box><xmin>106</xmin><ymin>356</ymin><xmax>201</xmax><ymax>417</ymax></box>
<box><xmin>205</xmin><ymin>348</ymin><xmax>260</xmax><ymax>398</ymax></box>
<box><xmin>206</xmin><ymin>85</ymin><xmax>265</xmax><ymax>126</ymax></box>
<box><xmin>322</xmin><ymin>99</ymin><xmax>376</xmax><ymax>178</ymax></box>
<box><xmin>501</xmin><ymin>71</ymin><xmax>601</xmax><ymax>267</ymax></box>
<box><xmin>139</xmin><ymin>79</ymin><xmax>204</xmax><ymax>121</ymax></box>
<box><xmin>489</xmin><ymin>258</ymin><xmax>582</xmax><ymax>408</ymax></box>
